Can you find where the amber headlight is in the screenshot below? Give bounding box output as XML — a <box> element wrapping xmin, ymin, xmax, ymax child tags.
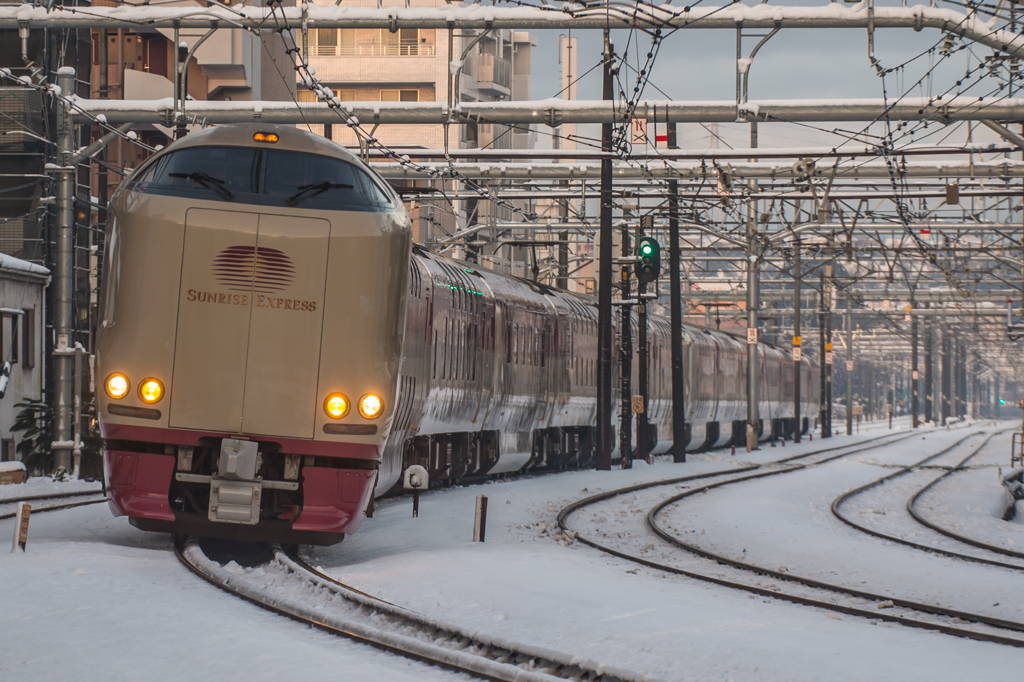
<box><xmin>105</xmin><ymin>373</ymin><xmax>130</xmax><ymax>400</ymax></box>
<box><xmin>138</xmin><ymin>378</ymin><xmax>165</xmax><ymax>404</ymax></box>
<box><xmin>359</xmin><ymin>393</ymin><xmax>383</xmax><ymax>419</ymax></box>
<box><xmin>324</xmin><ymin>393</ymin><xmax>350</xmax><ymax>419</ymax></box>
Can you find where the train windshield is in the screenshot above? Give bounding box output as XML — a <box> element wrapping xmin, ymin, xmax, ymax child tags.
<box><xmin>128</xmin><ymin>145</ymin><xmax>393</xmax><ymax>211</ymax></box>
<box><xmin>262</xmin><ymin>149</ymin><xmax>393</xmax><ymax>211</ymax></box>
<box><xmin>130</xmin><ymin>146</ymin><xmax>259</xmax><ymax>203</ymax></box>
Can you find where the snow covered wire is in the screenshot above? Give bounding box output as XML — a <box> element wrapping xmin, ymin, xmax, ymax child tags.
<box><xmin>261</xmin><ymin>0</ymin><xmax>541</xmax><ymax>223</ymax></box>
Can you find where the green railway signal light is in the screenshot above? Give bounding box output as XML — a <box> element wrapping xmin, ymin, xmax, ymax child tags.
<box><xmin>636</xmin><ymin>236</ymin><xmax>661</xmax><ymax>284</ymax></box>
<box><xmin>1000</xmin><ymin>399</ymin><xmax>1006</xmax><ymax>405</ymax></box>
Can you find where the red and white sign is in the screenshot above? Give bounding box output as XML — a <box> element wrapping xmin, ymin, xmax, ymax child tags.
<box><xmin>793</xmin><ymin>347</ymin><xmax>802</xmax><ymax>362</ymax></box>
<box><xmin>630</xmin><ymin>118</ymin><xmax>648</xmax><ymax>145</ymax></box>
<box><xmin>912</xmin><ymin>370</ymin><xmax>920</xmax><ymax>380</ymax></box>
<box><xmin>825</xmin><ymin>351</ymin><xmax>833</xmax><ymax>365</ymax></box>
<box><xmin>747</xmin><ymin>327</ymin><xmax>758</xmax><ymax>345</ymax></box>
<box><xmin>846</xmin><ymin>361</ymin><xmax>854</xmax><ymax>371</ymax></box>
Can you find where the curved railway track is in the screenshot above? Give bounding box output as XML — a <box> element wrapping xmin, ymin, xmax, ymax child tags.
<box><xmin>175</xmin><ymin>539</ymin><xmax>659</xmax><ymax>682</ymax></box>
<box><xmin>560</xmin><ymin>426</ymin><xmax>1024</xmax><ymax>648</ymax></box>
<box><xmin>832</xmin><ymin>429</ymin><xmax>1024</xmax><ymax>570</ymax></box>
<box><xmin>906</xmin><ymin>436</ymin><xmax>1024</xmax><ymax>561</ymax></box>
<box><xmin>0</xmin><ymin>488</ymin><xmax>106</xmax><ymax>520</ymax></box>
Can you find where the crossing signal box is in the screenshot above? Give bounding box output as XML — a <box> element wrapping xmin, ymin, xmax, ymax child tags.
<box><xmin>636</xmin><ymin>236</ymin><xmax>661</xmax><ymax>284</ymax></box>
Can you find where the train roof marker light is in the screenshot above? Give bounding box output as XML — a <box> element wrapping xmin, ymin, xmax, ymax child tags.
<box><xmin>253</xmin><ymin>132</ymin><xmax>279</xmax><ymax>143</ymax></box>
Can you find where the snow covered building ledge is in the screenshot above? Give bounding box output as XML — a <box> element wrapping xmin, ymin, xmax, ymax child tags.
<box><xmin>0</xmin><ymin>254</ymin><xmax>49</xmax><ymax>465</ymax></box>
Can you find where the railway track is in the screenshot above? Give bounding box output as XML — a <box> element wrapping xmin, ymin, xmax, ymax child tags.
<box><xmin>832</xmin><ymin>429</ymin><xmax>1024</xmax><ymax>570</ymax></box>
<box><xmin>0</xmin><ymin>487</ymin><xmax>106</xmax><ymax>520</ymax></box>
<box><xmin>560</xmin><ymin>426</ymin><xmax>1024</xmax><ymax>648</ymax></box>
<box><xmin>176</xmin><ymin>539</ymin><xmax>660</xmax><ymax>682</ymax></box>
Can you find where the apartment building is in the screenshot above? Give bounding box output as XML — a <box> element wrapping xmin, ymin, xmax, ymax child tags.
<box><xmin>300</xmin><ymin>0</ymin><xmax>537</xmax><ymax>248</ymax></box>
<box><xmin>89</xmin><ymin>0</ymin><xmax>297</xmax><ymax>200</ymax></box>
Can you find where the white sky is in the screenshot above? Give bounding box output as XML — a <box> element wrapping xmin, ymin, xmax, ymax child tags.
<box><xmin>523</xmin><ymin>1</ymin><xmax>1015</xmax><ymax>151</ymax></box>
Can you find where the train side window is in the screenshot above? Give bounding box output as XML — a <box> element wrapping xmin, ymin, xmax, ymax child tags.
<box><xmin>506</xmin><ymin>322</ymin><xmax>512</xmax><ymax>364</ymax></box>
<box><xmin>541</xmin><ymin>329</ymin><xmax>547</xmax><ymax>368</ymax></box>
<box><xmin>432</xmin><ymin>329</ymin><xmax>437</xmax><ymax>379</ymax></box>
<box><xmin>443</xmin><ymin>318</ymin><xmax>450</xmax><ymax>379</ymax></box>
<box><xmin>470</xmin><ymin>323</ymin><xmax>477</xmax><ymax>381</ymax></box>
<box><xmin>513</xmin><ymin>323</ymin><xmax>519</xmax><ymax>364</ymax></box>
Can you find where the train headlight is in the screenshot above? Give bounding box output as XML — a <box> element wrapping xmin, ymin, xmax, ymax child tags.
<box><xmin>138</xmin><ymin>378</ymin><xmax>165</xmax><ymax>404</ymax></box>
<box><xmin>359</xmin><ymin>393</ymin><xmax>384</xmax><ymax>419</ymax></box>
<box><xmin>324</xmin><ymin>393</ymin><xmax>350</xmax><ymax>419</ymax></box>
<box><xmin>105</xmin><ymin>373</ymin><xmax>130</xmax><ymax>400</ymax></box>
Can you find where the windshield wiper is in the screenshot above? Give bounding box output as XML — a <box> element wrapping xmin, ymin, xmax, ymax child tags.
<box><xmin>286</xmin><ymin>181</ymin><xmax>354</xmax><ymax>206</ymax></box>
<box><xmin>169</xmin><ymin>171</ymin><xmax>235</xmax><ymax>200</ymax></box>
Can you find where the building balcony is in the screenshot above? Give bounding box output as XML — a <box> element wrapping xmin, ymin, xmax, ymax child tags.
<box><xmin>313</xmin><ymin>44</ymin><xmax>437</xmax><ymax>57</ymax></box>
<box><xmin>307</xmin><ymin>54</ymin><xmax>438</xmax><ymax>84</ymax></box>
<box><xmin>476</xmin><ymin>54</ymin><xmax>511</xmax><ymax>96</ymax></box>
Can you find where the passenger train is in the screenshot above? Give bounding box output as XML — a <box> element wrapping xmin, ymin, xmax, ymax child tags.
<box><xmin>97</xmin><ymin>123</ymin><xmax>819</xmax><ymax>545</ymax></box>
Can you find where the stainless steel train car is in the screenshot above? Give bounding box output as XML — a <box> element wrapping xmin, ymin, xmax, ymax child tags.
<box><xmin>378</xmin><ymin>247</ymin><xmax>820</xmax><ymax>494</ymax></box>
<box><xmin>97</xmin><ymin>123</ymin><xmax>818</xmax><ymax>546</ymax></box>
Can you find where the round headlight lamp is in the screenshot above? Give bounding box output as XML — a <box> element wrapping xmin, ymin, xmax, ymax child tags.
<box><xmin>105</xmin><ymin>373</ymin><xmax>130</xmax><ymax>400</ymax></box>
<box><xmin>324</xmin><ymin>393</ymin><xmax>350</xmax><ymax>419</ymax></box>
<box><xmin>359</xmin><ymin>393</ymin><xmax>384</xmax><ymax>419</ymax></box>
<box><xmin>138</xmin><ymin>378</ymin><xmax>165</xmax><ymax>404</ymax></box>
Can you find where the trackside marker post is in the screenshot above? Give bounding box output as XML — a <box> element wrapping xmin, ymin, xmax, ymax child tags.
<box><xmin>403</xmin><ymin>465</ymin><xmax>429</xmax><ymax>518</ymax></box>
<box><xmin>473</xmin><ymin>495</ymin><xmax>488</xmax><ymax>542</ymax></box>
<box><xmin>11</xmin><ymin>502</ymin><xmax>30</xmax><ymax>553</ymax></box>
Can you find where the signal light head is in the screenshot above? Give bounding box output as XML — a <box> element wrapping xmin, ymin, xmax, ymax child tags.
<box><xmin>138</xmin><ymin>378</ymin><xmax>165</xmax><ymax>404</ymax></box>
<box><xmin>636</xmin><ymin>236</ymin><xmax>661</xmax><ymax>284</ymax></box>
<box><xmin>324</xmin><ymin>393</ymin><xmax>350</xmax><ymax>419</ymax></box>
<box><xmin>105</xmin><ymin>373</ymin><xmax>130</xmax><ymax>400</ymax></box>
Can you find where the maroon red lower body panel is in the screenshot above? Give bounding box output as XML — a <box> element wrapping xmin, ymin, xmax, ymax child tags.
<box><xmin>102</xmin><ymin>423</ymin><xmax>380</xmax><ymax>537</ymax></box>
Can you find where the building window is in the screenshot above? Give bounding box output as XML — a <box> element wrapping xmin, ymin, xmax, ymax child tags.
<box><xmin>380</xmin><ymin>89</ymin><xmax>418</xmax><ymax>102</ymax></box>
<box><xmin>313</xmin><ymin>28</ymin><xmax>432</xmax><ymax>56</ymax></box>
<box><xmin>22</xmin><ymin>309</ymin><xmax>33</xmax><ymax>370</ymax></box>
<box><xmin>1</xmin><ymin>439</ymin><xmax>13</xmax><ymax>462</ymax></box>
<box><xmin>297</xmin><ymin>89</ymin><xmax>355</xmax><ymax>103</ymax></box>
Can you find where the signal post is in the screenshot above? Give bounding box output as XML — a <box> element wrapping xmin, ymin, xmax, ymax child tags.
<box><xmin>636</xmin><ymin>216</ymin><xmax>659</xmax><ymax>462</ymax></box>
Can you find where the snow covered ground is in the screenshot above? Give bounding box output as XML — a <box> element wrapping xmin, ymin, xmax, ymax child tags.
<box><xmin>0</xmin><ymin>476</ymin><xmax>102</xmax><ymax>502</ymax></box>
<box><xmin>3</xmin><ymin>423</ymin><xmax>1022</xmax><ymax>681</ymax></box>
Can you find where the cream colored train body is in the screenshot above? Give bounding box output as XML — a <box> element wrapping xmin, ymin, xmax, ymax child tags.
<box><xmin>98</xmin><ymin>123</ymin><xmax>819</xmax><ymax>546</ymax></box>
<box><xmin>98</xmin><ymin>124</ymin><xmax>409</xmax><ymax>544</ymax></box>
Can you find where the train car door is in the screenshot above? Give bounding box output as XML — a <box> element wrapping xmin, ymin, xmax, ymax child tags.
<box><xmin>472</xmin><ymin>287</ymin><xmax>494</xmax><ymax>424</ymax></box>
<box><xmin>169</xmin><ymin>208</ymin><xmax>258</xmax><ymax>433</ymax></box>
<box><xmin>240</xmin><ymin>213</ymin><xmax>330</xmax><ymax>438</ymax></box>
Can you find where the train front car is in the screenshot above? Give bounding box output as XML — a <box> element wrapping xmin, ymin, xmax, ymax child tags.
<box><xmin>97</xmin><ymin>124</ymin><xmax>410</xmax><ymax>545</ymax></box>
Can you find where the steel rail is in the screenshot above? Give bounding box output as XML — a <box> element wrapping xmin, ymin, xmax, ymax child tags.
<box><xmin>0</xmin><ymin>487</ymin><xmax>103</xmax><ymax>506</ymax></box>
<box><xmin>0</xmin><ymin>493</ymin><xmax>106</xmax><ymax>520</ymax></box>
<box><xmin>830</xmin><ymin>430</ymin><xmax>1024</xmax><ymax>569</ymax></box>
<box><xmin>644</xmin><ymin>430</ymin><xmax>1024</xmax><ymax>638</ymax></box>
<box><xmin>3</xmin><ymin>4</ymin><xmax>1022</xmax><ymax>58</ymax></box>
<box><xmin>176</xmin><ymin>540</ymin><xmax>658</xmax><ymax>682</ymax></box>
<box><xmin>907</xmin><ymin>435</ymin><xmax>1024</xmax><ymax>561</ymax></box>
<box><xmin>557</xmin><ymin>431</ymin><xmax>922</xmax><ymax>531</ymax></box>
<box><xmin>560</xmin><ymin>426</ymin><xmax>1024</xmax><ymax>648</ymax></box>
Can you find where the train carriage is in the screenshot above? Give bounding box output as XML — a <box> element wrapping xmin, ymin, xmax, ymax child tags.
<box><xmin>98</xmin><ymin>123</ymin><xmax>819</xmax><ymax>545</ymax></box>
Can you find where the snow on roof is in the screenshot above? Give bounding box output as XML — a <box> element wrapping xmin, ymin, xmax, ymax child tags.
<box><xmin>0</xmin><ymin>253</ymin><xmax>49</xmax><ymax>279</ymax></box>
